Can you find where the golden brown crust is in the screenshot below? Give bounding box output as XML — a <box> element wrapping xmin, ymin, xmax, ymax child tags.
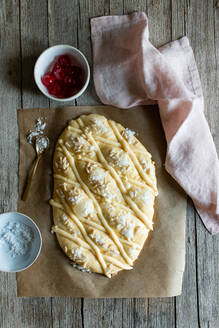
<box><xmin>50</xmin><ymin>114</ymin><xmax>158</xmax><ymax>278</ymax></box>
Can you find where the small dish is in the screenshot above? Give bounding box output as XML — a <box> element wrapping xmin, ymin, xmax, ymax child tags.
<box><xmin>0</xmin><ymin>212</ymin><xmax>42</xmax><ymax>272</ymax></box>
<box><xmin>34</xmin><ymin>44</ymin><xmax>90</xmax><ymax>102</ymax></box>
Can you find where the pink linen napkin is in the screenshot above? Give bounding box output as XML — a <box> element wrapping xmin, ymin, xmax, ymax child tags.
<box><xmin>91</xmin><ymin>12</ymin><xmax>219</xmax><ymax>234</ymax></box>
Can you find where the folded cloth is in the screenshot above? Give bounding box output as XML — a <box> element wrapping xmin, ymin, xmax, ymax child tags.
<box><xmin>91</xmin><ymin>12</ymin><xmax>219</xmax><ymax>234</ymax></box>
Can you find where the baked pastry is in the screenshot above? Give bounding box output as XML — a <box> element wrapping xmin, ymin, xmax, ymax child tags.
<box><xmin>50</xmin><ymin>114</ymin><xmax>158</xmax><ymax>278</ymax></box>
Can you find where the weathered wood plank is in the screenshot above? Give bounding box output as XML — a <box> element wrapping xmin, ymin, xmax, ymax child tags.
<box><xmin>20</xmin><ymin>0</ymin><xmax>49</xmax><ymax>108</ymax></box>
<box><xmin>120</xmin><ymin>1</ymin><xmax>149</xmax><ymax>327</ymax></box>
<box><xmin>83</xmin><ymin>299</ymin><xmax>123</xmax><ymax>328</ymax></box>
<box><xmin>145</xmin><ymin>1</ymin><xmax>176</xmax><ymax>327</ymax></box>
<box><xmin>0</xmin><ymin>1</ymin><xmax>21</xmax><ymax>327</ymax></box>
<box><xmin>47</xmin><ymin>1</ymin><xmax>83</xmax><ymax>326</ymax></box>
<box><xmin>147</xmin><ymin>0</ymin><xmax>172</xmax><ymax>47</ymax></box>
<box><xmin>48</xmin><ymin>0</ymin><xmax>78</xmax><ymax>108</ymax></box>
<box><xmin>17</xmin><ymin>1</ymin><xmax>53</xmax><ymax>327</ymax></box>
<box><xmin>148</xmin><ymin>298</ymin><xmax>175</xmax><ymax>328</ymax></box>
<box><xmin>123</xmin><ymin>0</ymin><xmax>147</xmax><ymax>14</ymax></box>
<box><xmin>0</xmin><ymin>1</ymin><xmax>218</xmax><ymax>327</ymax></box>
<box><xmin>175</xmin><ymin>202</ymin><xmax>199</xmax><ymax>328</ymax></box>
<box><xmin>76</xmin><ymin>2</ymin><xmax>125</xmax><ymax>326</ymax></box>
<box><xmin>51</xmin><ymin>298</ymin><xmax>82</xmax><ymax>328</ymax></box>
<box><xmin>76</xmin><ymin>0</ymin><xmax>104</xmax><ymax>106</ymax></box>
<box><xmin>172</xmin><ymin>2</ymin><xmax>199</xmax><ymax>327</ymax></box>
<box><xmin>122</xmin><ymin>299</ymin><xmax>148</xmax><ymax>328</ymax></box>
<box><xmin>185</xmin><ymin>1</ymin><xmax>219</xmax><ymax>327</ymax></box>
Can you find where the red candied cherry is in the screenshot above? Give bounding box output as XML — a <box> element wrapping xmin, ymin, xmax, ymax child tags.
<box><xmin>41</xmin><ymin>73</ymin><xmax>55</xmax><ymax>88</ymax></box>
<box><xmin>64</xmin><ymin>75</ymin><xmax>76</xmax><ymax>87</ymax></box>
<box><xmin>70</xmin><ymin>65</ymin><xmax>83</xmax><ymax>77</ymax></box>
<box><xmin>52</xmin><ymin>65</ymin><xmax>65</xmax><ymax>80</ymax></box>
<box><xmin>52</xmin><ymin>62</ymin><xmax>61</xmax><ymax>71</ymax></box>
<box><xmin>58</xmin><ymin>55</ymin><xmax>71</xmax><ymax>67</ymax></box>
<box><xmin>66</xmin><ymin>87</ymin><xmax>76</xmax><ymax>97</ymax></box>
<box><xmin>49</xmin><ymin>80</ymin><xmax>63</xmax><ymax>97</ymax></box>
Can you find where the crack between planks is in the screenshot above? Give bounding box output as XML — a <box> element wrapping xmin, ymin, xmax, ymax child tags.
<box><xmin>194</xmin><ymin>212</ymin><xmax>201</xmax><ymax>328</ymax></box>
<box><xmin>18</xmin><ymin>0</ymin><xmax>23</xmax><ymax>109</ymax></box>
<box><xmin>213</xmin><ymin>6</ymin><xmax>218</xmax><ymax>73</ymax></box>
<box><xmin>170</xmin><ymin>0</ymin><xmax>173</xmax><ymax>41</ymax></box>
<box><xmin>47</xmin><ymin>0</ymin><xmax>51</xmax><ymax>110</ymax></box>
<box><xmin>147</xmin><ymin>297</ymin><xmax>149</xmax><ymax>325</ymax></box>
<box><xmin>46</xmin><ymin>1</ymin><xmax>52</xmax><ymax>317</ymax></box>
<box><xmin>81</xmin><ymin>297</ymin><xmax>84</xmax><ymax>328</ymax></box>
<box><xmin>76</xmin><ymin>1</ymin><xmax>82</xmax><ymax>315</ymax></box>
<box><xmin>174</xmin><ymin>297</ymin><xmax>177</xmax><ymax>328</ymax></box>
<box><xmin>50</xmin><ymin>297</ymin><xmax>54</xmax><ymax>328</ymax></box>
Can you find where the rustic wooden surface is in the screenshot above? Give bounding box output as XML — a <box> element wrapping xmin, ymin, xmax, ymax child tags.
<box><xmin>0</xmin><ymin>0</ymin><xmax>218</xmax><ymax>327</ymax></box>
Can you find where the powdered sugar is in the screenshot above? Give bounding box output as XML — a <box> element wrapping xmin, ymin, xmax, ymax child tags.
<box><xmin>26</xmin><ymin>118</ymin><xmax>47</xmax><ymax>144</ymax></box>
<box><xmin>0</xmin><ymin>222</ymin><xmax>33</xmax><ymax>258</ymax></box>
<box><xmin>36</xmin><ymin>136</ymin><xmax>49</xmax><ymax>154</ymax></box>
<box><xmin>122</xmin><ymin>128</ymin><xmax>136</xmax><ymax>144</ymax></box>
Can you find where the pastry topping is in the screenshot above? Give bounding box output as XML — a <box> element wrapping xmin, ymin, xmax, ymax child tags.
<box><xmin>55</xmin><ymin>156</ymin><xmax>69</xmax><ymax>171</ymax></box>
<box><xmin>109</xmin><ymin>213</ymin><xmax>135</xmax><ymax>240</ymax></box>
<box><xmin>122</xmin><ymin>128</ymin><xmax>136</xmax><ymax>144</ymax></box>
<box><xmin>70</xmin><ymin>136</ymin><xmax>95</xmax><ymax>156</ymax></box>
<box><xmin>121</xmin><ymin>222</ymin><xmax>135</xmax><ymax>241</ymax></box>
<box><xmin>108</xmin><ymin>150</ymin><xmax>130</xmax><ymax>171</ymax></box>
<box><xmin>65</xmin><ymin>141</ymin><xmax>71</xmax><ymax>148</ymax></box>
<box><xmin>58</xmin><ymin>188</ymin><xmax>65</xmax><ymax>199</ymax></box>
<box><xmin>74</xmin><ymin>199</ymin><xmax>94</xmax><ymax>217</ymax></box>
<box><xmin>71</xmin><ymin>263</ymin><xmax>91</xmax><ymax>273</ymax></box>
<box><xmin>89</xmin><ymin>118</ymin><xmax>107</xmax><ymax>133</ymax></box>
<box><xmin>86</xmin><ymin>163</ymin><xmax>114</xmax><ymax>200</ymax></box>
<box><xmin>71</xmin><ymin>136</ymin><xmax>85</xmax><ymax>152</ymax></box>
<box><xmin>89</xmin><ymin>230</ymin><xmax>107</xmax><ymax>248</ymax></box>
<box><xmin>129</xmin><ymin>246</ymin><xmax>138</xmax><ymax>258</ymax></box>
<box><xmin>139</xmin><ymin>157</ymin><xmax>151</xmax><ymax>174</ymax></box>
<box><xmin>70</xmin><ymin>247</ymin><xmax>87</xmax><ymax>265</ymax></box>
<box><xmin>68</xmin><ymin>194</ymin><xmax>81</xmax><ymax>205</ymax></box>
<box><xmin>89</xmin><ymin>169</ymin><xmax>105</xmax><ymax>185</ymax></box>
<box><xmin>67</xmin><ymin>186</ymin><xmax>83</xmax><ymax>205</ymax></box>
<box><xmin>129</xmin><ymin>189</ymin><xmax>151</xmax><ymax>204</ymax></box>
<box><xmin>110</xmin><ymin>213</ymin><xmax>129</xmax><ymax>228</ymax></box>
<box><xmin>61</xmin><ymin>214</ymin><xmax>68</xmax><ymax>223</ymax></box>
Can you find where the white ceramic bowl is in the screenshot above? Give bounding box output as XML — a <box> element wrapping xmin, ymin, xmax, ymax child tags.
<box><xmin>0</xmin><ymin>212</ymin><xmax>42</xmax><ymax>272</ymax></box>
<box><xmin>34</xmin><ymin>45</ymin><xmax>90</xmax><ymax>102</ymax></box>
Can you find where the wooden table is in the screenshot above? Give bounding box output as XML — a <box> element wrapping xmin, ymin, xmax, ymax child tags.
<box><xmin>0</xmin><ymin>1</ymin><xmax>218</xmax><ymax>327</ymax></box>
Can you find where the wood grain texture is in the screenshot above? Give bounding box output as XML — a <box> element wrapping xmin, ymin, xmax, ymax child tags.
<box><xmin>172</xmin><ymin>2</ymin><xmax>199</xmax><ymax>327</ymax></box>
<box><xmin>145</xmin><ymin>1</ymin><xmax>175</xmax><ymax>326</ymax></box>
<box><xmin>185</xmin><ymin>1</ymin><xmax>219</xmax><ymax>328</ymax></box>
<box><xmin>47</xmin><ymin>1</ymin><xmax>83</xmax><ymax>326</ymax></box>
<box><xmin>0</xmin><ymin>1</ymin><xmax>21</xmax><ymax>328</ymax></box>
<box><xmin>0</xmin><ymin>0</ymin><xmax>218</xmax><ymax>327</ymax></box>
<box><xmin>18</xmin><ymin>1</ymin><xmax>53</xmax><ymax>327</ymax></box>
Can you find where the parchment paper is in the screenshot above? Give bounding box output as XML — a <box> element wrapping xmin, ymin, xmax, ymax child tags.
<box><xmin>17</xmin><ymin>105</ymin><xmax>186</xmax><ymax>297</ymax></box>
